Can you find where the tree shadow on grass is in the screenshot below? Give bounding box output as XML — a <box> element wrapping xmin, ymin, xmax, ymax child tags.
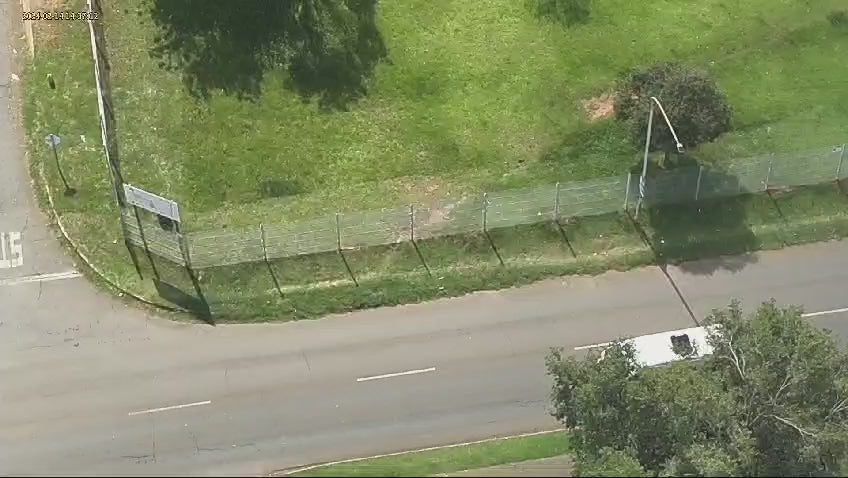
<box><xmin>144</xmin><ymin>0</ymin><xmax>388</xmax><ymax>110</ymax></box>
<box><xmin>637</xmin><ymin>154</ymin><xmax>759</xmax><ymax>275</ymax></box>
<box><xmin>527</xmin><ymin>0</ymin><xmax>592</xmax><ymax>27</ymax></box>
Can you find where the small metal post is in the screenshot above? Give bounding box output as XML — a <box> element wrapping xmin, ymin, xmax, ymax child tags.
<box><xmin>133</xmin><ymin>204</ymin><xmax>159</xmax><ymax>280</ymax></box>
<box><xmin>335</xmin><ymin>213</ymin><xmax>342</xmax><ymax>251</ymax></box>
<box><xmin>45</xmin><ymin>134</ymin><xmax>75</xmax><ymax>196</ymax></box>
<box><xmin>837</xmin><ymin>144</ymin><xmax>846</xmax><ymax>180</ymax></box>
<box><xmin>174</xmin><ymin>221</ymin><xmax>189</xmax><ymax>268</ymax></box>
<box><xmin>764</xmin><ymin>156</ymin><xmax>774</xmax><ymax>191</ymax></box>
<box><xmin>623</xmin><ymin>173</ymin><xmax>632</xmax><ymax>210</ymax></box>
<box><xmin>694</xmin><ymin>165</ymin><xmax>703</xmax><ymax>201</ymax></box>
<box><xmin>176</xmin><ymin>220</ymin><xmax>212</xmax><ymax>320</ymax></box>
<box><xmin>335</xmin><ymin>213</ymin><xmax>357</xmax><ymax>286</ymax></box>
<box><xmin>409</xmin><ymin>204</ymin><xmax>431</xmax><ymax>277</ymax></box>
<box><xmin>481</xmin><ymin>192</ymin><xmax>489</xmax><ymax>232</ymax></box>
<box><xmin>260</xmin><ymin>223</ymin><xmax>285</xmax><ymax>300</ymax></box>
<box><xmin>553</xmin><ymin>182</ymin><xmax>561</xmax><ymax>221</ymax></box>
<box><xmin>259</xmin><ymin>223</ymin><xmax>268</xmax><ymax>262</ymax></box>
<box><xmin>409</xmin><ymin>204</ymin><xmax>415</xmax><ymax>242</ymax></box>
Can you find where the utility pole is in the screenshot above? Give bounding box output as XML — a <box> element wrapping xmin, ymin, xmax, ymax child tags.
<box><xmin>87</xmin><ymin>0</ymin><xmax>125</xmax><ymax>207</ymax></box>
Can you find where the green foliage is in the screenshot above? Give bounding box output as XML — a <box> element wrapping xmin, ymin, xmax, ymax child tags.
<box><xmin>546</xmin><ymin>300</ymin><xmax>848</xmax><ymax>477</ymax></box>
<box><xmin>613</xmin><ymin>62</ymin><xmax>732</xmax><ymax>155</ymax></box>
<box><xmin>576</xmin><ymin>447</ymin><xmax>647</xmax><ymax>477</ymax></box>
<box><xmin>528</xmin><ymin>0</ymin><xmax>591</xmax><ymax>26</ymax></box>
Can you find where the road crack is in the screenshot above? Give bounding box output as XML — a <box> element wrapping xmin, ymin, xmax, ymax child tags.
<box><xmin>301</xmin><ymin>350</ymin><xmax>311</xmax><ymax>371</ymax></box>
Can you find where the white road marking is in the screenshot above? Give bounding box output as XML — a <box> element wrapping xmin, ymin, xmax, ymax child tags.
<box><xmin>0</xmin><ymin>270</ymin><xmax>81</xmax><ymax>286</ymax></box>
<box><xmin>802</xmin><ymin>307</ymin><xmax>848</xmax><ymax>318</ymax></box>
<box><xmin>574</xmin><ymin>341</ymin><xmax>611</xmax><ymax>351</ymax></box>
<box><xmin>356</xmin><ymin>367</ymin><xmax>436</xmax><ymax>382</ymax></box>
<box><xmin>0</xmin><ymin>232</ymin><xmax>23</xmax><ymax>269</ymax></box>
<box><xmin>127</xmin><ymin>400</ymin><xmax>212</xmax><ymax>416</ymax></box>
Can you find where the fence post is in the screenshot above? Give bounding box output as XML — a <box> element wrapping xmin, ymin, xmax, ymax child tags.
<box><xmin>837</xmin><ymin>144</ymin><xmax>846</xmax><ymax>180</ymax></box>
<box><xmin>174</xmin><ymin>222</ymin><xmax>191</xmax><ymax>270</ymax></box>
<box><xmin>409</xmin><ymin>204</ymin><xmax>415</xmax><ymax>242</ymax></box>
<box><xmin>481</xmin><ymin>192</ymin><xmax>488</xmax><ymax>232</ymax></box>
<box><xmin>335</xmin><ymin>213</ymin><xmax>358</xmax><ymax>286</ymax></box>
<box><xmin>694</xmin><ymin>165</ymin><xmax>703</xmax><ymax>201</ymax></box>
<box><xmin>132</xmin><ymin>205</ymin><xmax>159</xmax><ymax>280</ymax></box>
<box><xmin>259</xmin><ymin>223</ymin><xmax>268</xmax><ymax>261</ymax></box>
<box><xmin>553</xmin><ymin>182</ymin><xmax>561</xmax><ymax>222</ymax></box>
<box><xmin>764</xmin><ymin>156</ymin><xmax>774</xmax><ymax>191</ymax></box>
<box><xmin>409</xmin><ymin>204</ymin><xmax>432</xmax><ymax>277</ymax></box>
<box><xmin>175</xmin><ymin>223</ymin><xmax>212</xmax><ymax>320</ymax></box>
<box><xmin>260</xmin><ymin>223</ymin><xmax>285</xmax><ymax>300</ymax></box>
<box><xmin>623</xmin><ymin>174</ymin><xmax>632</xmax><ymax>211</ymax></box>
<box><xmin>335</xmin><ymin>213</ymin><xmax>342</xmax><ymax>251</ymax></box>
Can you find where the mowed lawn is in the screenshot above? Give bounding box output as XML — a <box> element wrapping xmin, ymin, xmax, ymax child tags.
<box><xmin>25</xmin><ymin>0</ymin><xmax>848</xmax><ymax>228</ymax></box>
<box><xmin>21</xmin><ymin>0</ymin><xmax>848</xmax><ymax>321</ymax></box>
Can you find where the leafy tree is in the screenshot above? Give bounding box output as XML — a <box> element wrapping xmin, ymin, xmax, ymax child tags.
<box><xmin>546</xmin><ymin>300</ymin><xmax>848</xmax><ymax>477</ymax></box>
<box><xmin>576</xmin><ymin>447</ymin><xmax>647</xmax><ymax>477</ymax></box>
<box><xmin>613</xmin><ymin>62</ymin><xmax>732</xmax><ymax>159</ymax></box>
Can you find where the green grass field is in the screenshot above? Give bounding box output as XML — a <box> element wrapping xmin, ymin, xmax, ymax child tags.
<box><xmin>288</xmin><ymin>431</ymin><xmax>571</xmax><ymax>477</ymax></box>
<box><xmin>21</xmin><ymin>0</ymin><xmax>848</xmax><ymax>321</ymax></box>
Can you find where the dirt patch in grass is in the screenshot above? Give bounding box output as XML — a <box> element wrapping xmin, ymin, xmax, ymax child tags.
<box><xmin>582</xmin><ymin>94</ymin><xmax>615</xmax><ymax>121</ymax></box>
<box><xmin>29</xmin><ymin>0</ymin><xmax>69</xmax><ymax>47</ymax></box>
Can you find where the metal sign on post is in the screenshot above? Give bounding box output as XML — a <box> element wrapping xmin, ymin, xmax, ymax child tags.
<box><xmin>45</xmin><ymin>134</ymin><xmax>61</xmax><ymax>146</ymax></box>
<box><xmin>123</xmin><ymin>184</ymin><xmax>181</xmax><ymax>222</ymax></box>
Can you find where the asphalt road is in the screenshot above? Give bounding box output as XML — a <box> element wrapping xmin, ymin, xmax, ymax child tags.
<box><xmin>2</xmin><ymin>241</ymin><xmax>847</xmax><ymax>476</ymax></box>
<box><xmin>2</xmin><ymin>6</ymin><xmax>848</xmax><ymax>477</ymax></box>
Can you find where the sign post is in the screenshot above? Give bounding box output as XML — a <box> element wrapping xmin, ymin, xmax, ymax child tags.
<box><xmin>45</xmin><ymin>134</ymin><xmax>75</xmax><ymax>197</ymax></box>
<box><xmin>122</xmin><ymin>183</ymin><xmax>183</xmax><ymax>275</ymax></box>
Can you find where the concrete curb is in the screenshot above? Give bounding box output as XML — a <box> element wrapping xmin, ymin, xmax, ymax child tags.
<box><xmin>36</xmin><ymin>158</ymin><xmax>186</xmax><ymax>315</ymax></box>
<box><xmin>270</xmin><ymin>427</ymin><xmax>569</xmax><ymax>476</ymax></box>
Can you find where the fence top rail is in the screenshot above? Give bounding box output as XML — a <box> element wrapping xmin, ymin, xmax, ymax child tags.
<box><xmin>122</xmin><ymin>142</ymin><xmax>845</xmax><ymax>268</ymax></box>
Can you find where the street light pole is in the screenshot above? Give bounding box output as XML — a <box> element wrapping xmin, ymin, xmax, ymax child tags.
<box><xmin>634</xmin><ymin>96</ymin><xmax>685</xmax><ymax>220</ymax></box>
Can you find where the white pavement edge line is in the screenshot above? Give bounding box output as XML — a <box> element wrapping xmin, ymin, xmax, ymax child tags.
<box><xmin>802</xmin><ymin>307</ymin><xmax>848</xmax><ymax>318</ymax></box>
<box><xmin>127</xmin><ymin>400</ymin><xmax>212</xmax><ymax>417</ymax></box>
<box><xmin>0</xmin><ymin>270</ymin><xmax>81</xmax><ymax>286</ymax></box>
<box><xmin>356</xmin><ymin>367</ymin><xmax>436</xmax><ymax>382</ymax></box>
<box><xmin>272</xmin><ymin>427</ymin><xmax>569</xmax><ymax>476</ymax></box>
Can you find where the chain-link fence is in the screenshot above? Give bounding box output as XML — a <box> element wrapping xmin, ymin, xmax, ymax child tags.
<box><xmin>124</xmin><ymin>143</ymin><xmax>847</xmax><ymax>270</ymax></box>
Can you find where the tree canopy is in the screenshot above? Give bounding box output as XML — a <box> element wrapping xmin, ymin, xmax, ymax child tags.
<box><xmin>546</xmin><ymin>300</ymin><xmax>848</xmax><ymax>477</ymax></box>
<box><xmin>613</xmin><ymin>62</ymin><xmax>732</xmax><ymax>155</ymax></box>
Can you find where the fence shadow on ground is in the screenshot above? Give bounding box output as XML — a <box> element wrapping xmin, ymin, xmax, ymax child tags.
<box><xmin>638</xmin><ymin>154</ymin><xmax>759</xmax><ymax>275</ymax></box>
<box><xmin>129</xmin><ymin>244</ymin><xmax>214</xmax><ymax>324</ymax></box>
<box><xmin>144</xmin><ymin>0</ymin><xmax>388</xmax><ymax>109</ymax></box>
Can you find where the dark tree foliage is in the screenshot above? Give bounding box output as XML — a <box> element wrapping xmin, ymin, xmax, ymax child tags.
<box><xmin>614</xmin><ymin>62</ymin><xmax>732</xmax><ymax>155</ymax></box>
<box><xmin>547</xmin><ymin>300</ymin><xmax>848</xmax><ymax>477</ymax></box>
